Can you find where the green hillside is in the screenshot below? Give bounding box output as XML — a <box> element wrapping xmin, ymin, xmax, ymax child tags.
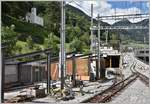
<box><xmin>2</xmin><ymin>1</ymin><xmax>93</xmax><ymax>56</ymax></box>
<box><xmin>2</xmin><ymin>14</ymin><xmax>48</xmax><ymax>44</ymax></box>
<box><xmin>2</xmin><ymin>1</ymin><xmax>145</xmax><ymax>57</ymax></box>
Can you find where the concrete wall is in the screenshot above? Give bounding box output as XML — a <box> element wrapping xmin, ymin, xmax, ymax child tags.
<box><xmin>20</xmin><ymin>65</ymin><xmax>32</xmax><ymax>83</ymax></box>
<box><xmin>5</xmin><ymin>64</ymin><xmax>46</xmax><ymax>85</ymax></box>
<box><xmin>19</xmin><ymin>64</ymin><xmax>46</xmax><ymax>84</ymax></box>
<box><xmin>35</xmin><ymin>16</ymin><xmax>43</xmax><ymax>26</ymax></box>
<box><xmin>5</xmin><ymin>65</ymin><xmax>18</xmax><ymax>84</ymax></box>
<box><xmin>32</xmin><ymin>65</ymin><xmax>46</xmax><ymax>82</ymax></box>
<box><xmin>26</xmin><ymin>12</ymin><xmax>43</xmax><ymax>26</ymax></box>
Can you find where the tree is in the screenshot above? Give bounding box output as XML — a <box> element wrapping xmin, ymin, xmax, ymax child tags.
<box><xmin>44</xmin><ymin>33</ymin><xmax>59</xmax><ymax>54</ymax></box>
<box><xmin>26</xmin><ymin>36</ymin><xmax>34</xmax><ymax>50</ymax></box>
<box><xmin>69</xmin><ymin>37</ymin><xmax>89</xmax><ymax>53</ymax></box>
<box><xmin>109</xmin><ymin>33</ymin><xmax>120</xmax><ymax>50</ymax></box>
<box><xmin>1</xmin><ymin>25</ymin><xmax>18</xmax><ymax>56</ymax></box>
<box><xmin>2</xmin><ymin>1</ymin><xmax>100</xmax><ymax>55</ymax></box>
<box><xmin>2</xmin><ymin>2</ymin><xmax>33</xmax><ymax>19</ymax></box>
<box><xmin>42</xmin><ymin>2</ymin><xmax>61</xmax><ymax>37</ymax></box>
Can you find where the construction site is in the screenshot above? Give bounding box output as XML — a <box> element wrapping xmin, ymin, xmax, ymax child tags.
<box><xmin>1</xmin><ymin>0</ymin><xmax>150</xmax><ymax>103</ymax></box>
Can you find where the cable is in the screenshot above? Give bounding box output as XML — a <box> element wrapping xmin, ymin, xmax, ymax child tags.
<box><xmin>70</xmin><ymin>0</ymin><xmax>91</xmax><ymax>14</ymax></box>
<box><xmin>66</xmin><ymin>0</ymin><xmax>74</xmax><ymax>5</ymax></box>
<box><xmin>67</xmin><ymin>0</ymin><xmax>148</xmax><ymax>21</ymax></box>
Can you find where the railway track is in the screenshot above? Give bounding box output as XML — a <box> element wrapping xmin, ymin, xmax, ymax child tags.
<box><xmin>82</xmin><ymin>73</ymin><xmax>138</xmax><ymax>103</ymax></box>
<box><xmin>136</xmin><ymin>72</ymin><xmax>149</xmax><ymax>87</ymax></box>
<box><xmin>130</xmin><ymin>62</ymin><xmax>149</xmax><ymax>87</ymax></box>
<box><xmin>82</xmin><ymin>60</ymin><xmax>149</xmax><ymax>103</ymax></box>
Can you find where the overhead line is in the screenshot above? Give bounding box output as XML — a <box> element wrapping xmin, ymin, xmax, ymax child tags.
<box><xmin>71</xmin><ymin>0</ymin><xmax>90</xmax><ymax>14</ymax></box>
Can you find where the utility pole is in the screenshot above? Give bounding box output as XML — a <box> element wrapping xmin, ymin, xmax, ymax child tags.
<box><xmin>149</xmin><ymin>1</ymin><xmax>150</xmax><ymax>73</ymax></box>
<box><xmin>119</xmin><ymin>29</ymin><xmax>122</xmax><ymax>52</ymax></box>
<box><xmin>72</xmin><ymin>53</ymin><xmax>76</xmax><ymax>87</ymax></box>
<box><xmin>144</xmin><ymin>36</ymin><xmax>146</xmax><ymax>44</ymax></box>
<box><xmin>0</xmin><ymin>1</ymin><xmax>4</xmax><ymax>102</ymax></box>
<box><xmin>60</xmin><ymin>0</ymin><xmax>66</xmax><ymax>90</ymax></box>
<box><xmin>97</xmin><ymin>14</ymin><xmax>100</xmax><ymax>79</ymax></box>
<box><xmin>144</xmin><ymin>36</ymin><xmax>146</xmax><ymax>63</ymax></box>
<box><xmin>0</xmin><ymin>44</ymin><xmax>7</xmax><ymax>103</ymax></box>
<box><xmin>47</xmin><ymin>53</ymin><xmax>51</xmax><ymax>94</ymax></box>
<box><xmin>90</xmin><ymin>4</ymin><xmax>94</xmax><ymax>53</ymax></box>
<box><xmin>90</xmin><ymin>4</ymin><xmax>95</xmax><ymax>81</ymax></box>
<box><xmin>1</xmin><ymin>47</ymin><xmax>5</xmax><ymax>103</ymax></box>
<box><xmin>106</xmin><ymin>30</ymin><xmax>108</xmax><ymax>45</ymax></box>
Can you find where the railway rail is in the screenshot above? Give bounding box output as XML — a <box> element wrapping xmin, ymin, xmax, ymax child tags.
<box><xmin>130</xmin><ymin>62</ymin><xmax>149</xmax><ymax>87</ymax></box>
<box><xmin>136</xmin><ymin>72</ymin><xmax>149</xmax><ymax>87</ymax></box>
<box><xmin>82</xmin><ymin>60</ymin><xmax>149</xmax><ymax>103</ymax></box>
<box><xmin>81</xmin><ymin>73</ymin><xmax>138</xmax><ymax>103</ymax></box>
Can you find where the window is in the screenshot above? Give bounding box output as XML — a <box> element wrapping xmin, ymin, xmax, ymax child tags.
<box><xmin>140</xmin><ymin>51</ymin><xmax>144</xmax><ymax>53</ymax></box>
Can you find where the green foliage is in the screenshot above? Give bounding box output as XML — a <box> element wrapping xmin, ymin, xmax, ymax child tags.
<box><xmin>15</xmin><ymin>41</ymin><xmax>27</xmax><ymax>54</ymax></box>
<box><xmin>26</xmin><ymin>36</ymin><xmax>34</xmax><ymax>49</ymax></box>
<box><xmin>1</xmin><ymin>25</ymin><xmax>18</xmax><ymax>56</ymax></box>
<box><xmin>80</xmin><ymin>33</ymin><xmax>90</xmax><ymax>46</ymax></box>
<box><xmin>69</xmin><ymin>35</ymin><xmax>90</xmax><ymax>53</ymax></box>
<box><xmin>1</xmin><ymin>24</ymin><xmax>44</xmax><ymax>56</ymax></box>
<box><xmin>109</xmin><ymin>33</ymin><xmax>120</xmax><ymax>50</ymax></box>
<box><xmin>66</xmin><ymin>26</ymin><xmax>82</xmax><ymax>42</ymax></box>
<box><xmin>2</xmin><ymin>25</ymin><xmax>16</xmax><ymax>43</ymax></box>
<box><xmin>44</xmin><ymin>33</ymin><xmax>60</xmax><ymax>54</ymax></box>
<box><xmin>2</xmin><ymin>1</ymin><xmax>33</xmax><ymax>18</ymax></box>
<box><xmin>15</xmin><ymin>41</ymin><xmax>44</xmax><ymax>54</ymax></box>
<box><xmin>2</xmin><ymin>1</ymin><xmax>93</xmax><ymax>56</ymax></box>
<box><xmin>2</xmin><ymin>14</ymin><xmax>48</xmax><ymax>44</ymax></box>
<box><xmin>69</xmin><ymin>37</ymin><xmax>82</xmax><ymax>52</ymax></box>
<box><xmin>42</xmin><ymin>2</ymin><xmax>61</xmax><ymax>37</ymax></box>
<box><xmin>2</xmin><ymin>1</ymin><xmax>148</xmax><ymax>57</ymax></box>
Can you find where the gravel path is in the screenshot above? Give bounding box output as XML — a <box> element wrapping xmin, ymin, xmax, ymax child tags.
<box><xmin>107</xmin><ymin>79</ymin><xmax>150</xmax><ymax>104</ymax></box>
<box><xmin>106</xmin><ymin>52</ymin><xmax>150</xmax><ymax>104</ymax></box>
<box><xmin>122</xmin><ymin>52</ymin><xmax>149</xmax><ymax>78</ymax></box>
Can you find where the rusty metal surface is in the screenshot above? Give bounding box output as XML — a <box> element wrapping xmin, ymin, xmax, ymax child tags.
<box><xmin>51</xmin><ymin>62</ymin><xmax>59</xmax><ymax>80</ymax></box>
<box><xmin>50</xmin><ymin>58</ymin><xmax>89</xmax><ymax>80</ymax></box>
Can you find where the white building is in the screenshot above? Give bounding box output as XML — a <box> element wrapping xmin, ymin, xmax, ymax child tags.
<box><xmin>26</xmin><ymin>8</ymin><xmax>43</xmax><ymax>26</ymax></box>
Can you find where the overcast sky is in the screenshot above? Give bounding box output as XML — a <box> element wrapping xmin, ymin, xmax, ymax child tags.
<box><xmin>67</xmin><ymin>0</ymin><xmax>149</xmax><ymax>24</ymax></box>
